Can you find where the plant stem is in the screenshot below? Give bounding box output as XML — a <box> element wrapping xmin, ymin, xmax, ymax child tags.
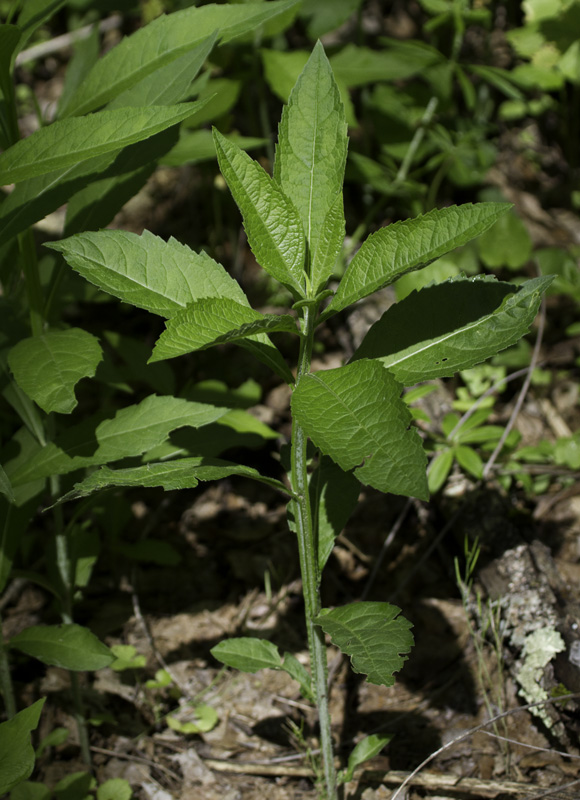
<box><xmin>290</xmin><ymin>306</ymin><xmax>337</xmax><ymax>800</ymax></box>
<box><xmin>0</xmin><ymin>609</ymin><xmax>17</xmax><ymax>719</ymax></box>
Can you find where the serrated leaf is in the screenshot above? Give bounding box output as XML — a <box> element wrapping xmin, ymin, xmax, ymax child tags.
<box><xmin>0</xmin><ymin>129</ymin><xmax>178</xmax><ymax>247</ymax></box>
<box><xmin>0</xmin><ymin>103</ymin><xmax>204</xmax><ymax>185</ymax></box>
<box><xmin>48</xmin><ymin>230</ymin><xmax>248</xmax><ymax>317</ymax></box>
<box><xmin>8</xmin><ymin>329</ymin><xmax>103</xmax><ymax>415</ymax></box>
<box><xmin>10</xmin><ymin>624</ymin><xmax>113</xmax><ymax>671</ymax></box>
<box><xmin>213</xmin><ymin>129</ymin><xmax>306</xmax><ymax>296</ymax></box>
<box><xmin>311</xmin><ymin>456</ymin><xmax>360</xmax><ymax>572</ymax></box>
<box><xmin>57</xmin><ymin>457</ymin><xmax>292</xmax><ymax>503</ymax></box>
<box><xmin>352</xmin><ymin>275</ymin><xmax>553</xmax><ymax>385</ymax></box>
<box><xmin>0</xmin><ymin>698</ymin><xmax>45</xmax><ymax>796</ymax></box>
<box><xmin>61</xmin><ymin>0</ymin><xmax>298</xmax><ymax>117</ymax></box>
<box><xmin>274</xmin><ymin>41</ymin><xmax>348</xmax><ymax>267</ymax></box>
<box><xmin>211</xmin><ymin>637</ymin><xmax>283</xmax><ymax>672</ymax></box>
<box><xmin>292</xmin><ymin>361</ymin><xmax>428</xmax><ymax>500</ymax></box>
<box><xmin>7</xmin><ymin>395</ymin><xmax>228</xmax><ymax>487</ymax></box>
<box><xmin>323</xmin><ymin>203</ymin><xmax>510</xmax><ymax>320</ymax></box>
<box><xmin>150</xmin><ymin>298</ymin><xmax>298</xmax><ymax>362</ymax></box>
<box><xmin>314</xmin><ymin>602</ymin><xmax>413</xmax><ymax>686</ymax></box>
<box><xmin>339</xmin><ymin>733</ymin><xmax>392</xmax><ymax>784</ymax></box>
<box><xmin>310</xmin><ymin>192</ymin><xmax>345</xmax><ymax>293</ymax></box>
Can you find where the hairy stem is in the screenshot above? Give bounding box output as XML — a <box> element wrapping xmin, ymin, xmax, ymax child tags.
<box><xmin>290</xmin><ymin>306</ymin><xmax>337</xmax><ymax>800</ymax></box>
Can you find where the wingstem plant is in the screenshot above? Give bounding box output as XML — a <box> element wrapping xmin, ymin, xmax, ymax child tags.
<box><xmin>12</xmin><ymin>42</ymin><xmax>551</xmax><ymax>800</ymax></box>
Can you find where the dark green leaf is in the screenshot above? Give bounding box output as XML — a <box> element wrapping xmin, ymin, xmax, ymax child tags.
<box><xmin>0</xmin><ymin>699</ymin><xmax>45</xmax><ymax>795</ymax></box>
<box><xmin>10</xmin><ymin>624</ymin><xmax>113</xmax><ymax>671</ymax></box>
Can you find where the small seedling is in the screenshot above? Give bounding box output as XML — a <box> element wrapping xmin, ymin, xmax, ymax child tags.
<box><xmin>47</xmin><ymin>43</ymin><xmax>551</xmax><ymax>799</ymax></box>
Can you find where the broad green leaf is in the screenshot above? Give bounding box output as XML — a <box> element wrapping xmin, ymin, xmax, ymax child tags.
<box><xmin>314</xmin><ymin>602</ymin><xmax>413</xmax><ymax>686</ymax></box>
<box><xmin>0</xmin><ymin>102</ymin><xmax>204</xmax><ymax>185</ymax></box>
<box><xmin>107</xmin><ymin>34</ymin><xmax>217</xmax><ymax>110</ymax></box>
<box><xmin>150</xmin><ymin>298</ymin><xmax>298</xmax><ymax>362</ymax></box>
<box><xmin>48</xmin><ymin>230</ymin><xmax>248</xmax><ymax>317</ymax></box>
<box><xmin>0</xmin><ymin>699</ymin><xmax>45</xmax><ymax>795</ymax></box>
<box><xmin>8</xmin><ymin>329</ymin><xmax>103</xmax><ymax>414</ymax></box>
<box><xmin>310</xmin><ymin>192</ymin><xmax>345</xmax><ymax>293</ymax></box>
<box><xmin>211</xmin><ymin>637</ymin><xmax>283</xmax><ymax>672</ymax></box>
<box><xmin>292</xmin><ymin>360</ymin><xmax>428</xmax><ymax>500</ymax></box>
<box><xmin>0</xmin><ymin>464</ymin><xmax>15</xmax><ymax>504</ymax></box>
<box><xmin>352</xmin><ymin>275</ymin><xmax>553</xmax><ymax>385</ymax></box>
<box><xmin>9</xmin><ymin>624</ymin><xmax>113</xmax><ymax>671</ymax></box>
<box><xmin>184</xmin><ymin>77</ymin><xmax>241</xmax><ymax>129</ymax></box>
<box><xmin>7</xmin><ymin>395</ymin><xmax>228</xmax><ymax>486</ymax></box>
<box><xmin>323</xmin><ymin>203</ymin><xmax>510</xmax><ymax>319</ymax></box>
<box><xmin>61</xmin><ymin>0</ymin><xmax>298</xmax><ymax>117</ymax></box>
<box><xmin>54</xmin><ymin>772</ymin><xmax>95</xmax><ymax>800</ymax></box>
<box><xmin>330</xmin><ymin>40</ymin><xmax>442</xmax><ymax>87</ymax></box>
<box><xmin>274</xmin><ymin>41</ymin><xmax>348</xmax><ymax>267</ymax></box>
<box><xmin>338</xmin><ymin>734</ymin><xmax>392</xmax><ymax>784</ymax></box>
<box><xmin>214</xmin><ymin>129</ymin><xmax>306</xmax><ymax>296</ymax></box>
<box><xmin>57</xmin><ymin>458</ymin><xmax>292</xmax><ymax>503</ymax></box>
<box><xmin>10</xmin><ymin>780</ymin><xmax>52</xmax><ymax>800</ymax></box>
<box><xmin>311</xmin><ymin>456</ymin><xmax>360</xmax><ymax>572</ymax></box>
<box><xmin>167</xmin><ymin>704</ymin><xmax>218</xmax><ymax>735</ymax></box>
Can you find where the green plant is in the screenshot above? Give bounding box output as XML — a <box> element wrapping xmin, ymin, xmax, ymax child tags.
<box><xmin>36</xmin><ymin>43</ymin><xmax>553</xmax><ymax>798</ymax></box>
<box><xmin>0</xmin><ymin>0</ymin><xmax>299</xmax><ymax>784</ymax></box>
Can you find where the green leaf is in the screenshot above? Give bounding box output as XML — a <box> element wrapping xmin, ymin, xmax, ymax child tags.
<box><xmin>17</xmin><ymin>0</ymin><xmax>66</xmax><ymax>43</ymax></box>
<box><xmin>0</xmin><ymin>25</ymin><xmax>21</xmax><ymax>81</ymax></box>
<box><xmin>476</xmin><ymin>210</ymin><xmax>533</xmax><ymax>270</ymax></box>
<box><xmin>213</xmin><ymin>129</ymin><xmax>306</xmax><ymax>297</ymax></box>
<box><xmin>274</xmin><ymin>41</ymin><xmax>348</xmax><ymax>268</ymax></box>
<box><xmin>301</xmin><ymin>0</ymin><xmax>362</xmax><ymax>38</ymax></box>
<box><xmin>150</xmin><ymin>298</ymin><xmax>298</xmax><ymax>362</ymax></box>
<box><xmin>8</xmin><ymin>395</ymin><xmax>228</xmax><ymax>487</ymax></box>
<box><xmin>167</xmin><ymin>704</ymin><xmax>218</xmax><ymax>735</ymax></box>
<box><xmin>352</xmin><ymin>275</ymin><xmax>553</xmax><ymax>385</ymax></box>
<box><xmin>57</xmin><ymin>457</ymin><xmax>292</xmax><ymax>503</ymax></box>
<box><xmin>107</xmin><ymin>34</ymin><xmax>217</xmax><ymax>110</ymax></box>
<box><xmin>96</xmin><ymin>778</ymin><xmax>132</xmax><ymax>800</ymax></box>
<box><xmin>10</xmin><ymin>780</ymin><xmax>52</xmax><ymax>800</ymax></box>
<box><xmin>323</xmin><ymin>203</ymin><xmax>510</xmax><ymax>320</ymax></box>
<box><xmin>61</xmin><ymin>0</ymin><xmax>298</xmax><ymax>117</ymax></box>
<box><xmin>281</xmin><ymin>652</ymin><xmax>314</xmax><ymax>702</ymax></box>
<box><xmin>9</xmin><ymin>624</ymin><xmax>113</xmax><ymax>671</ymax></box>
<box><xmin>314</xmin><ymin>602</ymin><xmax>414</xmax><ymax>686</ymax></box>
<box><xmin>47</xmin><ymin>230</ymin><xmax>248</xmax><ymax>317</ymax></box>
<box><xmin>211</xmin><ymin>637</ymin><xmax>283</xmax><ymax>672</ymax></box>
<box><xmin>160</xmin><ymin>129</ymin><xmax>266</xmax><ymax>168</ymax></box>
<box><xmin>455</xmin><ymin>445</ymin><xmax>483</xmax><ymax>479</ymax></box>
<box><xmin>8</xmin><ymin>329</ymin><xmax>103</xmax><ymax>415</ymax></box>
<box><xmin>0</xmin><ymin>464</ymin><xmax>15</xmax><ymax>504</ymax></box>
<box><xmin>292</xmin><ymin>360</ymin><xmax>428</xmax><ymax>500</ymax></box>
<box><xmin>0</xmin><ymin>103</ymin><xmax>205</xmax><ymax>185</ymax></box>
<box><xmin>0</xmin><ymin>129</ymin><xmax>179</xmax><ymax>247</ymax></box>
<box><xmin>0</xmin><ymin>699</ymin><xmax>45</xmax><ymax>796</ymax></box>
<box><xmin>428</xmin><ymin>449</ymin><xmax>454</xmax><ymax>494</ymax></box>
<box><xmin>310</xmin><ymin>192</ymin><xmax>345</xmax><ymax>293</ymax></box>
<box><xmin>338</xmin><ymin>734</ymin><xmax>392</xmax><ymax>784</ymax></box>
<box><xmin>311</xmin><ymin>456</ymin><xmax>360</xmax><ymax>572</ymax></box>
<box><xmin>330</xmin><ymin>40</ymin><xmax>442</xmax><ymax>87</ymax></box>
